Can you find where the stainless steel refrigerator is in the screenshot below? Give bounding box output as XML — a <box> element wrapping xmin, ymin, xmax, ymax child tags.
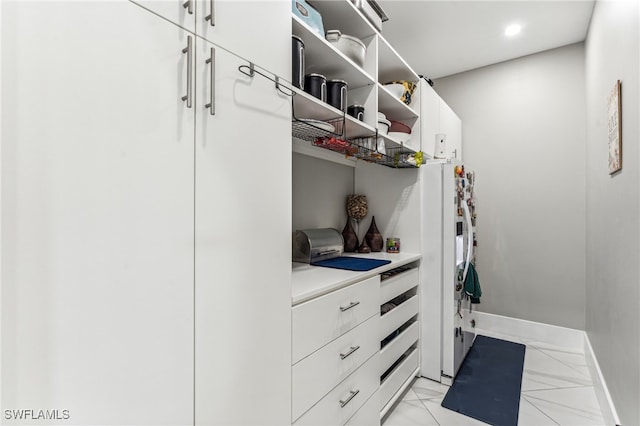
<box><xmin>420</xmin><ymin>159</ymin><xmax>478</xmax><ymax>385</ymax></box>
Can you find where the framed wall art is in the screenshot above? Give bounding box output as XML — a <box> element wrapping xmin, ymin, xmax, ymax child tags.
<box><xmin>608</xmin><ymin>80</ymin><xmax>622</xmax><ymax>174</ymax></box>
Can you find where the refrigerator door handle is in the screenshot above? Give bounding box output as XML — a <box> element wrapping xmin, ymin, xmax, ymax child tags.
<box><xmin>461</xmin><ymin>199</ymin><xmax>473</xmax><ymax>283</ymax></box>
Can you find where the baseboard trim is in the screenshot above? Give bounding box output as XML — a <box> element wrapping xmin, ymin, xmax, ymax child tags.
<box><xmin>584</xmin><ymin>333</ymin><xmax>621</xmax><ymax>426</ymax></box>
<box><xmin>472</xmin><ymin>311</ymin><xmax>619</xmax><ymax>425</ymax></box>
<box><xmin>472</xmin><ymin>311</ymin><xmax>584</xmax><ymax>350</ymax></box>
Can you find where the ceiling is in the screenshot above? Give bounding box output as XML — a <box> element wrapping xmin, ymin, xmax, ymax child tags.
<box><xmin>375</xmin><ymin>0</ymin><xmax>595</xmax><ymax>80</ymax></box>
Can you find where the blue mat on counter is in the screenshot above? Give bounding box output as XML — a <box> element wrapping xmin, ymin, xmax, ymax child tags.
<box><xmin>311</xmin><ymin>256</ymin><xmax>391</xmax><ymax>271</ymax></box>
<box><xmin>441</xmin><ymin>335</ymin><xmax>526</xmax><ymax>426</ymax></box>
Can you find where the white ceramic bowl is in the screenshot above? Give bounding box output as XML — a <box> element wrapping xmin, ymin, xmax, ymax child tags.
<box><xmin>384</xmin><ymin>83</ymin><xmax>404</xmax><ymax>99</ymax></box>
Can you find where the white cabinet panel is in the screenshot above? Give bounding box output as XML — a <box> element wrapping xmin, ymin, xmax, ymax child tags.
<box><xmin>294</xmin><ymin>353</ymin><xmax>380</xmax><ymax>426</ymax></box>
<box><xmin>196</xmin><ymin>0</ymin><xmax>290</xmax><ymax>78</ymax></box>
<box><xmin>292</xmin><ymin>275</ymin><xmax>380</xmax><ymax>364</ymax></box>
<box><xmin>439</xmin><ymin>100</ymin><xmax>462</xmax><ymax>160</ymax></box>
<box><xmin>420</xmin><ymin>83</ymin><xmax>441</xmax><ymax>159</ymax></box>
<box><xmin>420</xmin><ymin>81</ymin><xmax>462</xmax><ymax>160</ymax></box>
<box><xmin>2</xmin><ymin>2</ymin><xmax>194</xmax><ymax>424</ymax></box>
<box><xmin>132</xmin><ymin>0</ymin><xmax>196</xmax><ymax>32</ymax></box>
<box><xmin>292</xmin><ymin>314</ymin><xmax>379</xmax><ymax>422</ymax></box>
<box><xmin>194</xmin><ymin>38</ymin><xmax>292</xmax><ymax>425</ymax></box>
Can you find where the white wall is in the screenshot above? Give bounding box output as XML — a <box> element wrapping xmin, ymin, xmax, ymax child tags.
<box><xmin>292</xmin><ymin>153</ymin><xmax>355</xmax><ymax>232</ymax></box>
<box><xmin>434</xmin><ymin>43</ymin><xmax>587</xmax><ymax>330</ymax></box>
<box><xmin>584</xmin><ymin>1</ymin><xmax>640</xmax><ymax>425</ymax></box>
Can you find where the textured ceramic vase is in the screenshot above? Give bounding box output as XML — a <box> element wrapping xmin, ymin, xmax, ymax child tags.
<box><xmin>342</xmin><ymin>218</ymin><xmax>359</xmax><ymax>252</ymax></box>
<box><xmin>365</xmin><ymin>216</ymin><xmax>383</xmax><ymax>252</ymax></box>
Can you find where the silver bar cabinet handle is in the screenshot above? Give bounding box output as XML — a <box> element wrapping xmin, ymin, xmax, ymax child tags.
<box><xmin>339</xmin><ymin>389</ymin><xmax>359</xmax><ymax>408</ymax></box>
<box><xmin>339</xmin><ymin>345</ymin><xmax>360</xmax><ymax>360</ymax></box>
<box><xmin>181</xmin><ymin>35</ymin><xmax>193</xmax><ymax>108</ymax></box>
<box><xmin>339</xmin><ymin>301</ymin><xmax>360</xmax><ymax>312</ymax></box>
<box><xmin>182</xmin><ymin>0</ymin><xmax>193</xmax><ymax>15</ymax></box>
<box><xmin>205</xmin><ymin>47</ymin><xmax>215</xmax><ymax>115</ymax></box>
<box><xmin>205</xmin><ymin>0</ymin><xmax>215</xmax><ymax>26</ymax></box>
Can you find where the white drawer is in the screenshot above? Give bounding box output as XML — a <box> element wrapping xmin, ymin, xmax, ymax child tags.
<box><xmin>380</xmin><ymin>268</ymin><xmax>419</xmax><ymax>305</ymax></box>
<box><xmin>379</xmin><ymin>294</ymin><xmax>419</xmax><ymax>340</ymax></box>
<box><xmin>380</xmin><ymin>321</ymin><xmax>419</xmax><ymax>375</ymax></box>
<box><xmin>344</xmin><ymin>390</ymin><xmax>380</xmax><ymax>426</ymax></box>
<box><xmin>380</xmin><ymin>348</ymin><xmax>419</xmax><ymax>411</ymax></box>
<box><xmin>294</xmin><ymin>353</ymin><xmax>380</xmax><ymax>426</ymax></box>
<box><xmin>293</xmin><ymin>275</ymin><xmax>380</xmax><ymax>364</ymax></box>
<box><xmin>292</xmin><ymin>314</ymin><xmax>379</xmax><ymax>422</ymax></box>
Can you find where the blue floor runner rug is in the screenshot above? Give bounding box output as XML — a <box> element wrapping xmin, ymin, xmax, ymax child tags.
<box><xmin>441</xmin><ymin>335</ymin><xmax>526</xmax><ymax>426</ymax></box>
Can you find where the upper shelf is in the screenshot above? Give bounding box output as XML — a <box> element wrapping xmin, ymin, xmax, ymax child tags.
<box><xmin>377</xmin><ymin>83</ymin><xmax>419</xmax><ymax>122</ymax></box>
<box><xmin>292</xmin><ymin>88</ymin><xmax>375</xmax><ymax>140</ymax></box>
<box><xmin>309</xmin><ymin>0</ymin><xmax>378</xmax><ymax>41</ymax></box>
<box><xmin>292</xmin><ymin>15</ymin><xmax>375</xmax><ymax>90</ymax></box>
<box><xmin>378</xmin><ymin>35</ymin><xmax>420</xmax><ymax>84</ymax></box>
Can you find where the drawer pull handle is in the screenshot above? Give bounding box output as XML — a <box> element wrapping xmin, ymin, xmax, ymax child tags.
<box><xmin>339</xmin><ymin>345</ymin><xmax>360</xmax><ymax>360</ymax></box>
<box><xmin>339</xmin><ymin>389</ymin><xmax>360</xmax><ymax>408</ymax></box>
<box><xmin>339</xmin><ymin>301</ymin><xmax>360</xmax><ymax>312</ymax></box>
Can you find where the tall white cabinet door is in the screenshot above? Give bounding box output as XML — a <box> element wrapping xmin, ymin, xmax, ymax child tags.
<box><xmin>2</xmin><ymin>2</ymin><xmax>194</xmax><ymax>424</ymax></box>
<box><xmin>420</xmin><ymin>81</ymin><xmax>441</xmax><ymax>159</ymax></box>
<box><xmin>439</xmin><ymin>100</ymin><xmax>462</xmax><ymax>160</ymax></box>
<box><xmin>195</xmin><ymin>0</ymin><xmax>290</xmax><ymax>78</ymax></box>
<box><xmin>131</xmin><ymin>0</ymin><xmax>197</xmax><ymax>33</ymax></box>
<box><xmin>194</xmin><ymin>41</ymin><xmax>292</xmax><ymax>424</ymax></box>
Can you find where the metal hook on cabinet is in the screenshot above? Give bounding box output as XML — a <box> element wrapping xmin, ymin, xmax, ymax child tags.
<box><xmin>238</xmin><ymin>62</ymin><xmax>296</xmax><ymax>97</ymax></box>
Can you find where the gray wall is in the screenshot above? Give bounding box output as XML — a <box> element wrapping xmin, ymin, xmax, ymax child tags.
<box><xmin>434</xmin><ymin>43</ymin><xmax>587</xmax><ymax>330</ymax></box>
<box><xmin>584</xmin><ymin>1</ymin><xmax>640</xmax><ymax>425</ymax></box>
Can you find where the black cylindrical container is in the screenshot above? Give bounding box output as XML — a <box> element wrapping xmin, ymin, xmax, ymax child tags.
<box><xmin>304</xmin><ymin>73</ymin><xmax>326</xmax><ymax>102</ymax></box>
<box><xmin>347</xmin><ymin>105</ymin><xmax>365</xmax><ymax>121</ymax></box>
<box><xmin>292</xmin><ymin>35</ymin><xmax>305</xmax><ymax>90</ymax></box>
<box><xmin>327</xmin><ymin>79</ymin><xmax>348</xmax><ymax>112</ymax></box>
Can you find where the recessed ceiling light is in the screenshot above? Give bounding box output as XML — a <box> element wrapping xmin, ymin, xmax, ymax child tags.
<box><xmin>505</xmin><ymin>24</ymin><xmax>521</xmax><ymax>37</ymax></box>
<box><xmin>504</xmin><ymin>24</ymin><xmax>520</xmax><ymax>37</ymax></box>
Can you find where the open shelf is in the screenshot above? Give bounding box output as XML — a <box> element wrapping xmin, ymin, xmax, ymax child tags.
<box><xmin>293</xmin><ymin>15</ymin><xmax>375</xmax><ymax>90</ymax></box>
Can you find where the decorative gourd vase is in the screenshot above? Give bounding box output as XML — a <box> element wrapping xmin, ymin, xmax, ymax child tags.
<box><xmin>342</xmin><ymin>218</ymin><xmax>359</xmax><ymax>252</ymax></box>
<box><xmin>357</xmin><ymin>238</ymin><xmax>371</xmax><ymax>253</ymax></box>
<box><xmin>365</xmin><ymin>216</ymin><xmax>384</xmax><ymax>252</ymax></box>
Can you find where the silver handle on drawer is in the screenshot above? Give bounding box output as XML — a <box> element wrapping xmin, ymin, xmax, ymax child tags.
<box><xmin>181</xmin><ymin>36</ymin><xmax>193</xmax><ymax>108</ymax></box>
<box><xmin>339</xmin><ymin>389</ymin><xmax>360</xmax><ymax>408</ymax></box>
<box><xmin>339</xmin><ymin>345</ymin><xmax>360</xmax><ymax>360</ymax></box>
<box><xmin>339</xmin><ymin>301</ymin><xmax>360</xmax><ymax>312</ymax></box>
<box><xmin>205</xmin><ymin>0</ymin><xmax>215</xmax><ymax>27</ymax></box>
<box><xmin>205</xmin><ymin>47</ymin><xmax>215</xmax><ymax>115</ymax></box>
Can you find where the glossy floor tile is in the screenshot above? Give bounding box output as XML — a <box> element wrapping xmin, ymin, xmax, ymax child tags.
<box><xmin>382</xmin><ymin>331</ymin><xmax>606</xmax><ymax>426</ymax></box>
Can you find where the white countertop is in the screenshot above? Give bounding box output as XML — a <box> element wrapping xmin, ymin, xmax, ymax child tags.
<box><xmin>292</xmin><ymin>252</ymin><xmax>421</xmax><ymax>306</ymax></box>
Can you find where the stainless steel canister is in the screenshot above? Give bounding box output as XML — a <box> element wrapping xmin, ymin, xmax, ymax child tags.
<box><xmin>292</xmin><ymin>35</ymin><xmax>305</xmax><ymax>90</ymax></box>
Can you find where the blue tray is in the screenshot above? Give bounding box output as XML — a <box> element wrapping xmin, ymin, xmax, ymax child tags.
<box><xmin>311</xmin><ymin>256</ymin><xmax>391</xmax><ymax>271</ymax></box>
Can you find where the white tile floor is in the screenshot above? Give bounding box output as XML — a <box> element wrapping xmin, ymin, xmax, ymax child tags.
<box><xmin>382</xmin><ymin>330</ymin><xmax>606</xmax><ymax>426</ymax></box>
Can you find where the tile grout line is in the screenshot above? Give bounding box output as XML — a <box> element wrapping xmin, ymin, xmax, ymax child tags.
<box><xmin>526</xmin><ymin>345</ymin><xmax>591</xmax><ymax>379</ymax></box>
<box><xmin>416</xmin><ymin>397</ymin><xmax>441</xmax><ymax>426</ymax></box>
<box><xmin>521</xmin><ymin>395</ymin><xmax>561</xmax><ymax>426</ymax></box>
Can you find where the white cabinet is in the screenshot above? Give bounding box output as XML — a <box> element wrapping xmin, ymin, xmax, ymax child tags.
<box><xmin>196</xmin><ymin>0</ymin><xmax>290</xmax><ymax>78</ymax></box>
<box><xmin>420</xmin><ymin>81</ymin><xmax>462</xmax><ymax>160</ymax></box>
<box><xmin>193</xmin><ymin>37</ymin><xmax>292</xmax><ymax>425</ymax></box>
<box><xmin>132</xmin><ymin>0</ymin><xmax>289</xmax><ymax>77</ymax></box>
<box><xmin>1</xmin><ymin>2</ymin><xmax>194</xmax><ymax>424</ymax></box>
<box><xmin>1</xmin><ymin>0</ymin><xmax>291</xmax><ymax>424</ymax></box>
<box><xmin>291</xmin><ymin>0</ymin><xmax>422</xmax><ymax>168</ymax></box>
<box><xmin>292</xmin><ymin>275</ymin><xmax>381</xmax><ymax>425</ymax></box>
<box><xmin>440</xmin><ymin>100</ymin><xmax>462</xmax><ymax>160</ymax></box>
<box><xmin>379</xmin><ymin>266</ymin><xmax>420</xmax><ymax>416</ymax></box>
<box><xmin>131</xmin><ymin>0</ymin><xmax>196</xmax><ymax>32</ymax></box>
